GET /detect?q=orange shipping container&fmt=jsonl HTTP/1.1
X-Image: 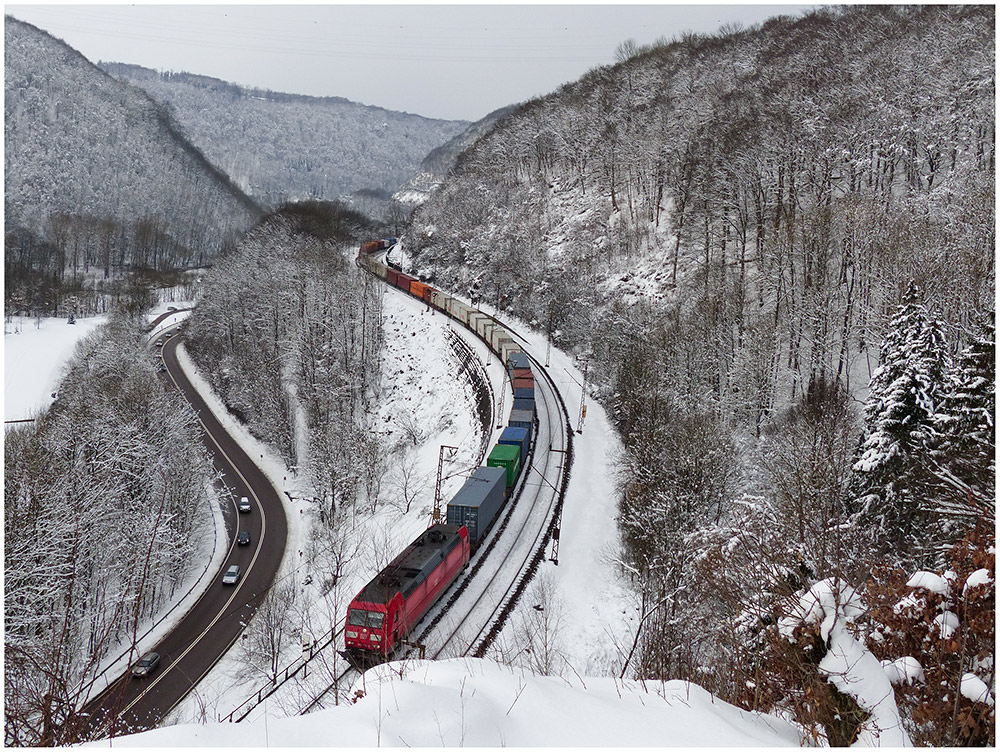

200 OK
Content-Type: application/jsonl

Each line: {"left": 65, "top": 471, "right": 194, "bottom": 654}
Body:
{"left": 409, "top": 280, "right": 430, "bottom": 299}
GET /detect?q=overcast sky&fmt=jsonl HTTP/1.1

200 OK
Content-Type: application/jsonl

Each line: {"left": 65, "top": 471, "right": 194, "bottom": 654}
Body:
{"left": 7, "top": 4, "right": 813, "bottom": 121}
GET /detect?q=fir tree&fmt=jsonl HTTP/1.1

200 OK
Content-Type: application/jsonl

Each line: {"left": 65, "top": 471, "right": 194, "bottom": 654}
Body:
{"left": 926, "top": 317, "right": 995, "bottom": 542}
{"left": 849, "top": 282, "right": 950, "bottom": 561}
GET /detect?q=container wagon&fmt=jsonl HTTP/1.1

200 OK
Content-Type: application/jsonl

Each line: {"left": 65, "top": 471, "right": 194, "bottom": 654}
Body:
{"left": 498, "top": 425, "right": 530, "bottom": 464}
{"left": 445, "top": 466, "right": 507, "bottom": 544}
{"left": 487, "top": 442, "right": 522, "bottom": 490}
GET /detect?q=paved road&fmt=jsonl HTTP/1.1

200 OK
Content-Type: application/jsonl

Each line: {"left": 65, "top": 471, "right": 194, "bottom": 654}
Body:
{"left": 77, "top": 329, "right": 288, "bottom": 742}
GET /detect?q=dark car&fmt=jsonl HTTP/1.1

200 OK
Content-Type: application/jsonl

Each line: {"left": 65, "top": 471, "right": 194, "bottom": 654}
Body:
{"left": 131, "top": 651, "right": 161, "bottom": 678}
{"left": 237, "top": 496, "right": 252, "bottom": 513}
{"left": 237, "top": 530, "right": 251, "bottom": 546}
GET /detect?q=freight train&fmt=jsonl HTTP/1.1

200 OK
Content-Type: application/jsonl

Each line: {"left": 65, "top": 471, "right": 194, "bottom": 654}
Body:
{"left": 344, "top": 239, "right": 537, "bottom": 665}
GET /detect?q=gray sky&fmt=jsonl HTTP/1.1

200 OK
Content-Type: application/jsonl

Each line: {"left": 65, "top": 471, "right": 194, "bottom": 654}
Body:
{"left": 6, "top": 3, "right": 813, "bottom": 121}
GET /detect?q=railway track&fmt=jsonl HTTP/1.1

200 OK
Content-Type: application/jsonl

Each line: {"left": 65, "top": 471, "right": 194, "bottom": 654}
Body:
{"left": 274, "top": 257, "right": 575, "bottom": 716}
{"left": 296, "top": 320, "right": 573, "bottom": 713}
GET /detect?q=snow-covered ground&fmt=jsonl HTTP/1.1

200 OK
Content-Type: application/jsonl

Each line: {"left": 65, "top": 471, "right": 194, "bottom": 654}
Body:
{"left": 4, "top": 313, "right": 108, "bottom": 421}
{"left": 87, "top": 657, "right": 802, "bottom": 747}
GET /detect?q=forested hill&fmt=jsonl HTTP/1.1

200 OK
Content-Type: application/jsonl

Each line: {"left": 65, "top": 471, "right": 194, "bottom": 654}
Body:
{"left": 394, "top": 104, "right": 519, "bottom": 208}
{"left": 408, "top": 4, "right": 994, "bottom": 410}
{"left": 406, "top": 9, "right": 995, "bottom": 742}
{"left": 101, "top": 63, "right": 470, "bottom": 218}
{"left": 4, "top": 17, "right": 262, "bottom": 300}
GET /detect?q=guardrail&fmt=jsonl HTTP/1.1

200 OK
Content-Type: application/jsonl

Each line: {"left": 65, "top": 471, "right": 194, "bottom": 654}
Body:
{"left": 220, "top": 619, "right": 343, "bottom": 722}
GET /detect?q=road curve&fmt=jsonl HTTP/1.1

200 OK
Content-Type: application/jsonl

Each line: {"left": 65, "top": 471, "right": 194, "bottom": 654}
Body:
{"left": 77, "top": 331, "right": 288, "bottom": 742}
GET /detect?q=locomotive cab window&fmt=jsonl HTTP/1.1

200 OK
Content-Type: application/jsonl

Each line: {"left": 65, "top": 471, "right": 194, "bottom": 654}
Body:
{"left": 348, "top": 609, "right": 385, "bottom": 629}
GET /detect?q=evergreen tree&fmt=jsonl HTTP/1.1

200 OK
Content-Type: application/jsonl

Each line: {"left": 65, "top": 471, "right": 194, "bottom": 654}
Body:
{"left": 926, "top": 318, "right": 995, "bottom": 541}
{"left": 849, "top": 282, "right": 950, "bottom": 561}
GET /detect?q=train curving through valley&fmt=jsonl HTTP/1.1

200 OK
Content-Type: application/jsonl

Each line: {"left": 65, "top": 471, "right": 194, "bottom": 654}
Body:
{"left": 345, "top": 239, "right": 537, "bottom": 665}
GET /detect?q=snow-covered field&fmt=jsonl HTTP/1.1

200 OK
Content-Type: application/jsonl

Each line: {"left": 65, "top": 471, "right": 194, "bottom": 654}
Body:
{"left": 4, "top": 313, "right": 108, "bottom": 421}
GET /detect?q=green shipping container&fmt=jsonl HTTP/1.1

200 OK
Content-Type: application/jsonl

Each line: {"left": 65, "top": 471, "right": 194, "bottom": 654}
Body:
{"left": 487, "top": 443, "right": 522, "bottom": 488}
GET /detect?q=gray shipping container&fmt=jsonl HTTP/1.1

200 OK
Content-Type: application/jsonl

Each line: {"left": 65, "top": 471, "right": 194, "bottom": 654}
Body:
{"left": 507, "top": 409, "right": 534, "bottom": 447}
{"left": 446, "top": 466, "right": 507, "bottom": 544}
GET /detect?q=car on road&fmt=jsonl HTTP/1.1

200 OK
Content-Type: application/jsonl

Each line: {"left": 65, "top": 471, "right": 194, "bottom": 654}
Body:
{"left": 222, "top": 565, "right": 241, "bottom": 585}
{"left": 237, "top": 496, "right": 252, "bottom": 513}
{"left": 237, "top": 530, "right": 250, "bottom": 546}
{"left": 130, "top": 651, "right": 161, "bottom": 678}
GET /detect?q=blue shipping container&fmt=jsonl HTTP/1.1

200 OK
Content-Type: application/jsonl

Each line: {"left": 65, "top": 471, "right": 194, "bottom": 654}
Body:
{"left": 446, "top": 466, "right": 507, "bottom": 544}
{"left": 506, "top": 351, "right": 531, "bottom": 374}
{"left": 513, "top": 385, "right": 535, "bottom": 400}
{"left": 499, "top": 425, "right": 530, "bottom": 464}
{"left": 507, "top": 409, "right": 534, "bottom": 447}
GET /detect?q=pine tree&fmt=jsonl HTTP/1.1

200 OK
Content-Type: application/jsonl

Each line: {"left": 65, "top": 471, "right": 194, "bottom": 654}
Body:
{"left": 849, "top": 282, "right": 950, "bottom": 561}
{"left": 926, "top": 318, "right": 995, "bottom": 541}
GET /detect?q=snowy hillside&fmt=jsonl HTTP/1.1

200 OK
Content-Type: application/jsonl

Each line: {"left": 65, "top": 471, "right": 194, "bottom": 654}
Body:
{"left": 4, "top": 17, "right": 261, "bottom": 278}
{"left": 102, "top": 63, "right": 469, "bottom": 216}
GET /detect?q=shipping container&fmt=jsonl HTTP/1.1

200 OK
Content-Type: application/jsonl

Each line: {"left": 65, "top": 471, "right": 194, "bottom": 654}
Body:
{"left": 395, "top": 272, "right": 416, "bottom": 292}
{"left": 499, "top": 425, "right": 530, "bottom": 464}
{"left": 487, "top": 442, "right": 522, "bottom": 489}
{"left": 386, "top": 268, "right": 400, "bottom": 287}
{"left": 475, "top": 314, "right": 496, "bottom": 339}
{"left": 445, "top": 466, "right": 506, "bottom": 544}
{"left": 410, "top": 280, "right": 431, "bottom": 300}
{"left": 501, "top": 341, "right": 523, "bottom": 364}
{"left": 512, "top": 377, "right": 535, "bottom": 400}
{"left": 492, "top": 330, "right": 514, "bottom": 352}
{"left": 508, "top": 409, "right": 534, "bottom": 447}
{"left": 360, "top": 241, "right": 381, "bottom": 254}
{"left": 507, "top": 351, "right": 531, "bottom": 374}
{"left": 512, "top": 368, "right": 533, "bottom": 384}
{"left": 512, "top": 397, "right": 535, "bottom": 415}
{"left": 450, "top": 300, "right": 474, "bottom": 326}
{"left": 467, "top": 311, "right": 488, "bottom": 336}
{"left": 480, "top": 321, "right": 498, "bottom": 347}
{"left": 370, "top": 257, "right": 388, "bottom": 279}
{"left": 429, "top": 289, "right": 450, "bottom": 313}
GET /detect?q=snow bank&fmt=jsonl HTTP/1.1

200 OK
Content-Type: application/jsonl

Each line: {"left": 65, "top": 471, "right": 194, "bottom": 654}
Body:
{"left": 963, "top": 567, "right": 992, "bottom": 595}
{"left": 86, "top": 658, "right": 802, "bottom": 747}
{"left": 906, "top": 570, "right": 951, "bottom": 597}
{"left": 881, "top": 657, "right": 925, "bottom": 686}
{"left": 960, "top": 672, "right": 995, "bottom": 706}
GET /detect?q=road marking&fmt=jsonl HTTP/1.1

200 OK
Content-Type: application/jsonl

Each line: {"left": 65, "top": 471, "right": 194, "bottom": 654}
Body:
{"left": 110, "top": 337, "right": 274, "bottom": 726}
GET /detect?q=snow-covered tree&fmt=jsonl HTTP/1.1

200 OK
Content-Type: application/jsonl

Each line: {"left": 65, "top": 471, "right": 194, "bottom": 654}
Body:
{"left": 926, "top": 318, "right": 995, "bottom": 544}
{"left": 849, "top": 282, "right": 950, "bottom": 562}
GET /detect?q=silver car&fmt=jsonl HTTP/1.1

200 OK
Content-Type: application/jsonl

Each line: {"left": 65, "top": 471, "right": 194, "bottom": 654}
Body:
{"left": 131, "top": 651, "right": 161, "bottom": 678}
{"left": 237, "top": 496, "right": 252, "bottom": 513}
{"left": 222, "top": 564, "right": 241, "bottom": 585}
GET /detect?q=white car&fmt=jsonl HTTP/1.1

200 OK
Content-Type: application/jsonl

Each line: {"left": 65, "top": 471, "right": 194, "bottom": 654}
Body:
{"left": 222, "top": 564, "right": 241, "bottom": 585}
{"left": 237, "top": 496, "right": 252, "bottom": 513}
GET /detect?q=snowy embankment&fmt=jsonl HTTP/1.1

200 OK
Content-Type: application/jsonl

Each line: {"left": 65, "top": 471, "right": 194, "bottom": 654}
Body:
{"left": 88, "top": 656, "right": 802, "bottom": 747}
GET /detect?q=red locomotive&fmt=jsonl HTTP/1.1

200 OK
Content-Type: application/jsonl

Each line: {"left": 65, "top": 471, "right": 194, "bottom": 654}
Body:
{"left": 345, "top": 523, "right": 470, "bottom": 664}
